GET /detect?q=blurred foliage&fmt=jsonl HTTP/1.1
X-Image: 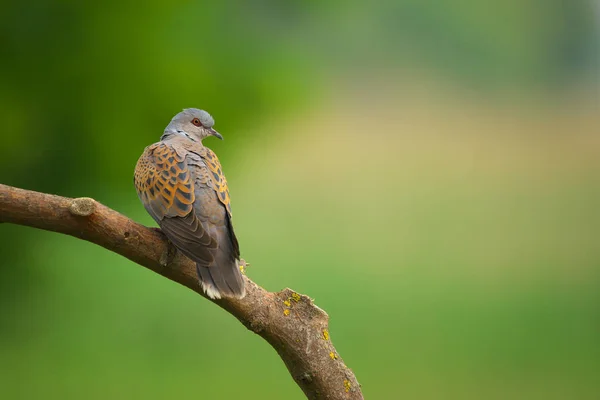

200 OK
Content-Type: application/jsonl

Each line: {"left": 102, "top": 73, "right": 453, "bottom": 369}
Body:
{"left": 1, "top": 1, "right": 599, "bottom": 399}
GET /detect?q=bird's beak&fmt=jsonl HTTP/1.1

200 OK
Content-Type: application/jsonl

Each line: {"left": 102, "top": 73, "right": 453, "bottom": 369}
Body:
{"left": 208, "top": 128, "right": 223, "bottom": 140}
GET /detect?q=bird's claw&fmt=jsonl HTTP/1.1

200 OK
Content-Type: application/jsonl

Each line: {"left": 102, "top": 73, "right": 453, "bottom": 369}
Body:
{"left": 150, "top": 227, "right": 165, "bottom": 236}
{"left": 160, "top": 241, "right": 177, "bottom": 267}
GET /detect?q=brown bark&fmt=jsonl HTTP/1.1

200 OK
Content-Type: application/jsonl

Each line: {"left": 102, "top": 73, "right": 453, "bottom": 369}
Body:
{"left": 0, "top": 183, "right": 363, "bottom": 400}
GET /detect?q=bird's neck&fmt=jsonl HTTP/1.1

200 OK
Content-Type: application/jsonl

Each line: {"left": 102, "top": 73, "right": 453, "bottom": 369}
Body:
{"left": 161, "top": 129, "right": 203, "bottom": 146}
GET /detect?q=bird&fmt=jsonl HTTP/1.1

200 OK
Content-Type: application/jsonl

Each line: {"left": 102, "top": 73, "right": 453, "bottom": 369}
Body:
{"left": 134, "top": 108, "right": 244, "bottom": 299}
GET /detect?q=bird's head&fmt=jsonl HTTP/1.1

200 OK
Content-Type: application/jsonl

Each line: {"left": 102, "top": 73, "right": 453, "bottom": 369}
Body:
{"left": 163, "top": 108, "right": 223, "bottom": 142}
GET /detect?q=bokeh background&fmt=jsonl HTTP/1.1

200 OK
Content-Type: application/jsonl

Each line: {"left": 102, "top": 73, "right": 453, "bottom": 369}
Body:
{"left": 1, "top": 1, "right": 599, "bottom": 399}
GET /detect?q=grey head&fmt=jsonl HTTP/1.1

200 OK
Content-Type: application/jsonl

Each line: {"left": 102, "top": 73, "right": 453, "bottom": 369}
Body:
{"left": 162, "top": 108, "right": 223, "bottom": 142}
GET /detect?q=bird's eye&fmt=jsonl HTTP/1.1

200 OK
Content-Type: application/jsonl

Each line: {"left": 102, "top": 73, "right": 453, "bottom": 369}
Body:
{"left": 192, "top": 118, "right": 202, "bottom": 127}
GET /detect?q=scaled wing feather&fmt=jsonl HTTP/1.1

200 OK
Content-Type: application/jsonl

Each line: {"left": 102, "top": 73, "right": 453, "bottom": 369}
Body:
{"left": 134, "top": 143, "right": 217, "bottom": 265}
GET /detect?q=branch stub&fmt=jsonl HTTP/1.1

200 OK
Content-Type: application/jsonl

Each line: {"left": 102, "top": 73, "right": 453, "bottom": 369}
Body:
{"left": 69, "top": 197, "right": 96, "bottom": 216}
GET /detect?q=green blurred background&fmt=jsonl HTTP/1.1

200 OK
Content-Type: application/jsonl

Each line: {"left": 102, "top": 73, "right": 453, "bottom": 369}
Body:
{"left": 1, "top": 1, "right": 599, "bottom": 399}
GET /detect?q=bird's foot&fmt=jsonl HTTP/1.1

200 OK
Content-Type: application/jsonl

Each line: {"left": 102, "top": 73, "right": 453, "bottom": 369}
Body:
{"left": 150, "top": 227, "right": 164, "bottom": 236}
{"left": 150, "top": 227, "right": 176, "bottom": 267}
{"left": 160, "top": 241, "right": 178, "bottom": 267}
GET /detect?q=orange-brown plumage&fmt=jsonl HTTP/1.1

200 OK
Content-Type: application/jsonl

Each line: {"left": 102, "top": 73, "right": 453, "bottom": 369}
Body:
{"left": 134, "top": 143, "right": 195, "bottom": 218}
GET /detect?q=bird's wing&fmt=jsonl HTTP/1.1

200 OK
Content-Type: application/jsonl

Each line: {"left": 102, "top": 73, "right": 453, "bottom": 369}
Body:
{"left": 200, "top": 148, "right": 233, "bottom": 217}
{"left": 188, "top": 149, "right": 243, "bottom": 296}
{"left": 197, "top": 148, "right": 240, "bottom": 258}
{"left": 134, "top": 142, "right": 217, "bottom": 264}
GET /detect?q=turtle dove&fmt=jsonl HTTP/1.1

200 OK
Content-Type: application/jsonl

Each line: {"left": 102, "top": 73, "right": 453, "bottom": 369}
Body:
{"left": 134, "top": 108, "right": 244, "bottom": 299}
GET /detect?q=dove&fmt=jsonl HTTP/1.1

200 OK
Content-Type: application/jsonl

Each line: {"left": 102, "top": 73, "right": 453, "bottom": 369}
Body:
{"left": 134, "top": 108, "right": 244, "bottom": 299}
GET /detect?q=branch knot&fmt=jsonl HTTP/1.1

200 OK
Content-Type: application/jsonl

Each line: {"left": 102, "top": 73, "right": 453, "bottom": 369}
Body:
{"left": 69, "top": 197, "right": 96, "bottom": 216}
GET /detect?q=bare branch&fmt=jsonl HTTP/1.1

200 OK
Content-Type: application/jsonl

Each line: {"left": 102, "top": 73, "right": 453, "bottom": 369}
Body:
{"left": 0, "top": 183, "right": 363, "bottom": 400}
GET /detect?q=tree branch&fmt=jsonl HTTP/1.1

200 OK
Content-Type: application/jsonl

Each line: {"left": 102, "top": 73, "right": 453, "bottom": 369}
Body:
{"left": 0, "top": 184, "right": 363, "bottom": 399}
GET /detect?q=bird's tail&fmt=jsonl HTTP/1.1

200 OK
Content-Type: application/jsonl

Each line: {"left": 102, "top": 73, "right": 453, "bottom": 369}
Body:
{"left": 196, "top": 255, "right": 245, "bottom": 299}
